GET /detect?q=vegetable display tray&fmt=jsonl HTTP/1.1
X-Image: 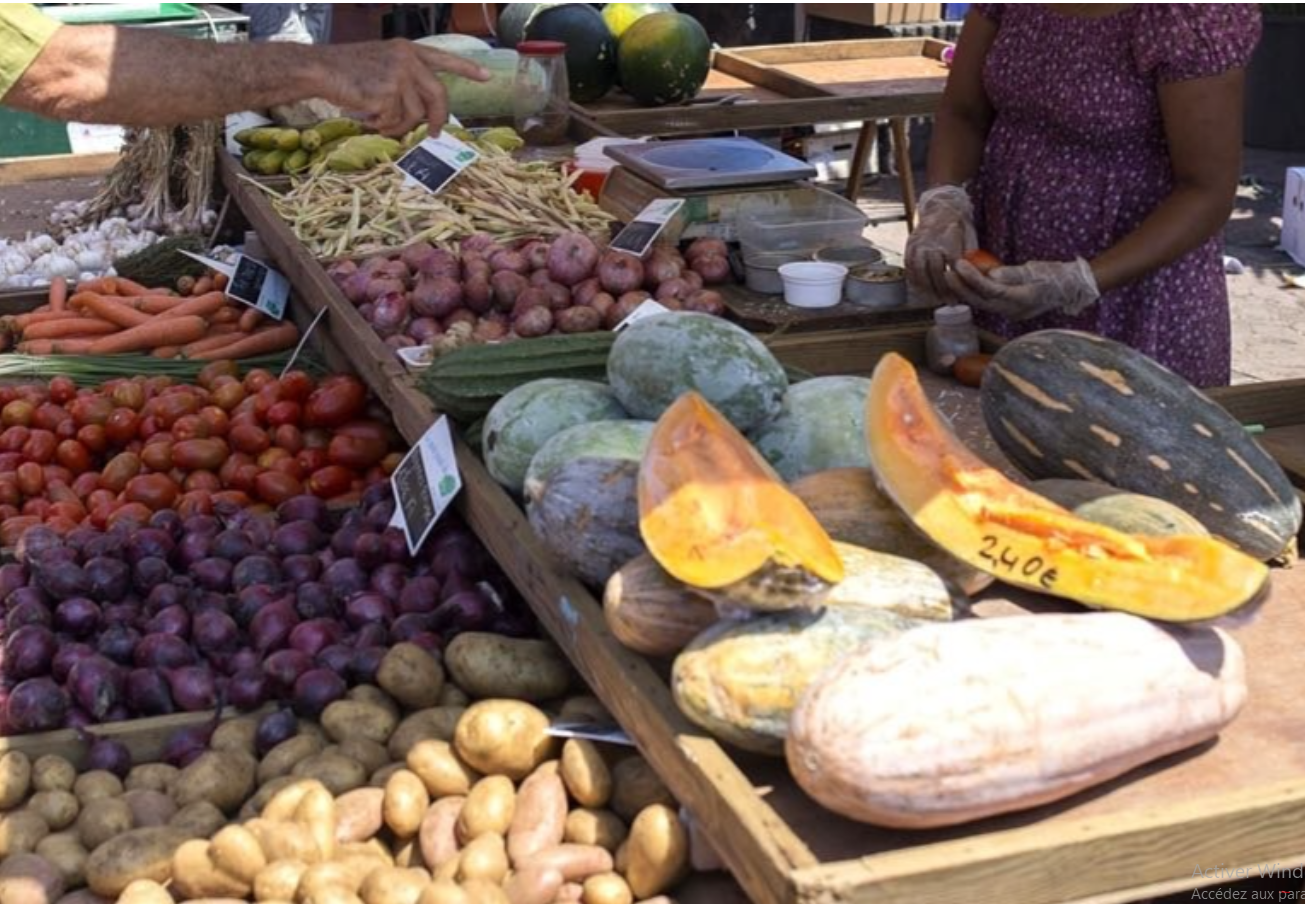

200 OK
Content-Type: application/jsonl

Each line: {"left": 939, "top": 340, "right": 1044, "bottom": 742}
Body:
{"left": 222, "top": 157, "right": 1305, "bottom": 904}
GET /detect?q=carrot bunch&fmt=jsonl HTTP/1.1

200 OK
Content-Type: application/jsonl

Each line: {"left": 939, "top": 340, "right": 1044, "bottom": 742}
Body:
{"left": 3, "top": 273, "right": 301, "bottom": 360}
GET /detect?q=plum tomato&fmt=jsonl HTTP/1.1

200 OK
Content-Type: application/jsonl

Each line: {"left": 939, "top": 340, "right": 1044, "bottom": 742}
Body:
{"left": 307, "top": 465, "right": 353, "bottom": 499}
{"left": 48, "top": 377, "right": 76, "bottom": 405}
{"left": 303, "top": 376, "right": 366, "bottom": 429}
{"left": 55, "top": 439, "right": 92, "bottom": 475}
{"left": 254, "top": 470, "right": 303, "bottom": 505}
{"left": 229, "top": 423, "right": 271, "bottom": 456}
{"left": 125, "top": 473, "right": 181, "bottom": 511}
{"left": 327, "top": 434, "right": 388, "bottom": 470}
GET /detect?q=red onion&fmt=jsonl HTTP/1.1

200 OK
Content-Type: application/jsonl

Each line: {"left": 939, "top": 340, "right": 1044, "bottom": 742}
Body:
{"left": 0, "top": 563, "right": 28, "bottom": 599}
{"left": 331, "top": 523, "right": 364, "bottom": 559}
{"left": 193, "top": 609, "right": 239, "bottom": 654}
{"left": 192, "top": 557, "right": 233, "bottom": 592}
{"left": 15, "top": 525, "right": 62, "bottom": 563}
{"left": 84, "top": 556, "right": 130, "bottom": 602}
{"left": 381, "top": 528, "right": 409, "bottom": 564}
{"left": 353, "top": 623, "right": 388, "bottom": 649}
{"left": 255, "top": 707, "right": 298, "bottom": 756}
{"left": 344, "top": 592, "right": 393, "bottom": 629}
{"left": 289, "top": 619, "right": 344, "bottom": 658}
{"left": 250, "top": 599, "right": 298, "bottom": 654}
{"left": 5, "top": 677, "right": 69, "bottom": 732}
{"left": 234, "top": 584, "right": 280, "bottom": 627}
{"left": 354, "top": 533, "right": 384, "bottom": 570}
{"left": 282, "top": 555, "right": 321, "bottom": 586}
{"left": 6, "top": 585, "right": 47, "bottom": 612}
{"left": 243, "top": 516, "right": 277, "bottom": 550}
{"left": 397, "top": 576, "right": 440, "bottom": 614}
{"left": 392, "top": 613, "right": 436, "bottom": 642}
{"left": 7, "top": 598, "right": 52, "bottom": 632}
{"left": 278, "top": 495, "right": 333, "bottom": 531}
{"left": 317, "top": 644, "right": 354, "bottom": 674}
{"left": 37, "top": 561, "right": 89, "bottom": 601}
{"left": 150, "top": 509, "right": 183, "bottom": 538}
{"left": 145, "top": 582, "right": 186, "bottom": 614}
{"left": 364, "top": 501, "right": 396, "bottom": 533}
{"left": 433, "top": 590, "right": 496, "bottom": 633}
{"left": 161, "top": 701, "right": 223, "bottom": 767}
{"left": 406, "top": 632, "right": 443, "bottom": 653}
{"left": 77, "top": 727, "right": 132, "bottom": 777}
{"left": 68, "top": 654, "right": 123, "bottom": 720}
{"left": 232, "top": 556, "right": 283, "bottom": 593}
{"left": 145, "top": 605, "right": 190, "bottom": 639}
{"left": 212, "top": 529, "right": 256, "bottom": 562}
{"left": 132, "top": 557, "right": 172, "bottom": 595}
{"left": 325, "top": 559, "right": 368, "bottom": 602}
{"left": 101, "top": 602, "right": 140, "bottom": 627}
{"left": 183, "top": 515, "right": 221, "bottom": 537}
{"left": 52, "top": 643, "right": 95, "bottom": 683}
{"left": 292, "top": 668, "right": 346, "bottom": 718}
{"left": 362, "top": 481, "right": 393, "bottom": 509}
{"left": 274, "top": 521, "right": 325, "bottom": 558}
{"left": 134, "top": 634, "right": 196, "bottom": 670}
{"left": 264, "top": 649, "right": 313, "bottom": 695}
{"left": 295, "top": 583, "right": 335, "bottom": 621}
{"left": 228, "top": 668, "right": 269, "bottom": 711}
{"left": 174, "top": 532, "right": 213, "bottom": 569}
{"left": 82, "top": 532, "right": 125, "bottom": 560}
{"left": 126, "top": 668, "right": 175, "bottom": 716}
{"left": 4, "top": 625, "right": 57, "bottom": 681}
{"left": 350, "top": 647, "right": 386, "bottom": 684}
{"left": 164, "top": 666, "right": 217, "bottom": 712}
{"left": 126, "top": 528, "right": 174, "bottom": 566}
{"left": 370, "top": 563, "right": 408, "bottom": 603}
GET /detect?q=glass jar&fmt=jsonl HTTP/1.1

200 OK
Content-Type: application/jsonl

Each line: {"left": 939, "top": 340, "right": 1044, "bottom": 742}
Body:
{"left": 925, "top": 304, "right": 980, "bottom": 376}
{"left": 514, "top": 40, "right": 570, "bottom": 146}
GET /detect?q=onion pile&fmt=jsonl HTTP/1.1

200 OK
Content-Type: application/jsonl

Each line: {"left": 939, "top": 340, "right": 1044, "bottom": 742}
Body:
{"left": 0, "top": 483, "right": 534, "bottom": 735}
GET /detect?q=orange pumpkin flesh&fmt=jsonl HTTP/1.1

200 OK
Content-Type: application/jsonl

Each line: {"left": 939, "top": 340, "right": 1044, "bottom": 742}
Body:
{"left": 638, "top": 392, "right": 844, "bottom": 597}
{"left": 865, "top": 353, "right": 1268, "bottom": 622}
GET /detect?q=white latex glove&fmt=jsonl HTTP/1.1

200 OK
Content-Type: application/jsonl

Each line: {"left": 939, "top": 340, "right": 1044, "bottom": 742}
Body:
{"left": 946, "top": 257, "right": 1100, "bottom": 321}
{"left": 904, "top": 185, "right": 977, "bottom": 304}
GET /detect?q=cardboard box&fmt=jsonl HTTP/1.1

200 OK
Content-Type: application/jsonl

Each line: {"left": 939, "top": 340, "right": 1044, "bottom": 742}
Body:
{"left": 802, "top": 4, "right": 944, "bottom": 26}
{"left": 1284, "top": 167, "right": 1305, "bottom": 267}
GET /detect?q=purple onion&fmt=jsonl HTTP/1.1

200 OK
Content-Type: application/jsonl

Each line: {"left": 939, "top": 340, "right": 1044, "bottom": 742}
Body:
{"left": 183, "top": 515, "right": 221, "bottom": 537}
{"left": 101, "top": 602, "right": 140, "bottom": 627}
{"left": 331, "top": 523, "right": 364, "bottom": 559}
{"left": 193, "top": 557, "right": 233, "bottom": 592}
{"left": 127, "top": 528, "right": 174, "bottom": 566}
{"left": 344, "top": 592, "right": 393, "bottom": 629}
{"left": 68, "top": 655, "right": 123, "bottom": 720}
{"left": 134, "top": 633, "right": 196, "bottom": 670}
{"left": 145, "top": 582, "right": 186, "bottom": 615}
{"left": 5, "top": 585, "right": 47, "bottom": 612}
{"left": 6, "top": 598, "right": 52, "bottom": 632}
{"left": 36, "top": 561, "right": 88, "bottom": 602}
{"left": 194, "top": 609, "right": 239, "bottom": 654}
{"left": 234, "top": 584, "right": 280, "bottom": 627}
{"left": 161, "top": 703, "right": 223, "bottom": 767}
{"left": 392, "top": 613, "right": 436, "bottom": 642}
{"left": 84, "top": 556, "right": 130, "bottom": 602}
{"left": 406, "top": 632, "right": 443, "bottom": 652}
{"left": 295, "top": 583, "right": 335, "bottom": 620}
{"left": 282, "top": 554, "right": 321, "bottom": 586}
{"left": 433, "top": 590, "right": 496, "bottom": 633}
{"left": 317, "top": 644, "right": 354, "bottom": 674}
{"left": 354, "top": 623, "right": 388, "bottom": 649}
{"left": 278, "top": 495, "right": 332, "bottom": 531}
{"left": 54, "top": 597, "right": 100, "bottom": 638}
{"left": 15, "top": 526, "right": 62, "bottom": 564}
{"left": 354, "top": 533, "right": 385, "bottom": 571}
{"left": 274, "top": 521, "right": 325, "bottom": 558}
{"left": 228, "top": 669, "right": 269, "bottom": 711}
{"left": 0, "top": 563, "right": 28, "bottom": 600}
{"left": 250, "top": 599, "right": 298, "bottom": 654}
{"left": 79, "top": 728, "right": 132, "bottom": 777}
{"left": 292, "top": 669, "right": 346, "bottom": 718}
{"left": 150, "top": 508, "right": 183, "bottom": 538}
{"left": 165, "top": 666, "right": 217, "bottom": 712}
{"left": 350, "top": 647, "right": 386, "bottom": 684}
{"left": 364, "top": 501, "right": 396, "bottom": 533}
{"left": 173, "top": 532, "right": 213, "bottom": 569}
{"left": 83, "top": 533, "right": 125, "bottom": 560}
{"left": 145, "top": 605, "right": 190, "bottom": 639}
{"left": 52, "top": 643, "right": 95, "bottom": 683}
{"left": 232, "top": 556, "right": 282, "bottom": 593}
{"left": 126, "top": 668, "right": 175, "bottom": 716}
{"left": 289, "top": 619, "right": 344, "bottom": 658}
{"left": 96, "top": 623, "right": 141, "bottom": 665}
{"left": 398, "top": 576, "right": 440, "bottom": 614}
{"left": 381, "top": 528, "right": 409, "bottom": 564}
{"left": 255, "top": 708, "right": 298, "bottom": 756}
{"left": 325, "top": 559, "right": 369, "bottom": 602}
{"left": 132, "top": 557, "right": 172, "bottom": 594}
{"left": 5, "top": 677, "right": 68, "bottom": 732}
{"left": 264, "top": 649, "right": 313, "bottom": 696}
{"left": 211, "top": 529, "right": 256, "bottom": 562}
{"left": 370, "top": 563, "right": 408, "bottom": 603}
{"left": 4, "top": 625, "right": 57, "bottom": 681}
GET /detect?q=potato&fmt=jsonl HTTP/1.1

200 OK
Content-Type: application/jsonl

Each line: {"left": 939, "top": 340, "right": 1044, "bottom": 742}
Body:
{"left": 117, "top": 878, "right": 174, "bottom": 904}
{"left": 418, "top": 796, "right": 464, "bottom": 869}
{"left": 169, "top": 800, "right": 228, "bottom": 838}
{"left": 28, "top": 790, "right": 79, "bottom": 831}
{"left": 246, "top": 776, "right": 301, "bottom": 818}
{"left": 335, "top": 788, "right": 385, "bottom": 845}
{"left": 0, "top": 851, "right": 64, "bottom": 904}
{"left": 170, "top": 839, "right": 250, "bottom": 900}
{"left": 387, "top": 707, "right": 465, "bottom": 763}
{"left": 31, "top": 756, "right": 73, "bottom": 795}
{"left": 563, "top": 810, "right": 627, "bottom": 853}
{"left": 211, "top": 715, "right": 261, "bottom": 757}
{"left": 608, "top": 759, "right": 674, "bottom": 823}
{"left": 444, "top": 634, "right": 571, "bottom": 702}
{"left": 560, "top": 741, "right": 611, "bottom": 810}
{"left": 456, "top": 775, "right": 515, "bottom": 843}
{"left": 174, "top": 751, "right": 257, "bottom": 815}
{"left": 124, "top": 765, "right": 176, "bottom": 795}
{"left": 612, "top": 842, "right": 628, "bottom": 876}
{"left": 305, "top": 889, "right": 364, "bottom": 904}
{"left": 407, "top": 740, "right": 480, "bottom": 798}
{"left": 556, "top": 306, "right": 603, "bottom": 335}
{"left": 347, "top": 685, "right": 401, "bottom": 719}
{"left": 359, "top": 866, "right": 429, "bottom": 904}
{"left": 294, "top": 782, "right": 338, "bottom": 862}
{"left": 84, "top": 827, "right": 189, "bottom": 898}
{"left": 581, "top": 872, "right": 632, "bottom": 904}
{"left": 121, "top": 790, "right": 175, "bottom": 828}
{"left": 462, "top": 879, "right": 511, "bottom": 904}
{"left": 252, "top": 859, "right": 308, "bottom": 903}
{"left": 298, "top": 857, "right": 378, "bottom": 899}
{"left": 393, "top": 836, "right": 423, "bottom": 869}
{"left": 245, "top": 819, "right": 321, "bottom": 865}
{"left": 504, "top": 865, "right": 564, "bottom": 904}
{"left": 417, "top": 879, "right": 469, "bottom": 904}
{"left": 257, "top": 735, "right": 325, "bottom": 785}
{"left": 557, "top": 697, "right": 611, "bottom": 725}
{"left": 507, "top": 762, "right": 566, "bottom": 865}
{"left": 454, "top": 701, "right": 557, "bottom": 781}
{"left": 457, "top": 832, "right": 509, "bottom": 885}
{"left": 322, "top": 700, "right": 400, "bottom": 747}
{"left": 623, "top": 805, "right": 687, "bottom": 899}
{"left": 1, "top": 809, "right": 51, "bottom": 856}
{"left": 51, "top": 890, "right": 109, "bottom": 904}
{"left": 0, "top": 751, "right": 32, "bottom": 809}
{"left": 338, "top": 738, "right": 391, "bottom": 776}
{"left": 209, "top": 824, "right": 266, "bottom": 884}
{"left": 76, "top": 797, "right": 133, "bottom": 851}
{"left": 437, "top": 685, "right": 469, "bottom": 708}
{"left": 377, "top": 643, "right": 446, "bottom": 710}
{"left": 518, "top": 845, "right": 613, "bottom": 884}
{"left": 383, "top": 770, "right": 429, "bottom": 839}
{"left": 72, "top": 771, "right": 122, "bottom": 805}
{"left": 291, "top": 753, "right": 368, "bottom": 796}
{"left": 370, "top": 763, "right": 406, "bottom": 789}
{"left": 36, "top": 832, "right": 88, "bottom": 887}
{"left": 338, "top": 840, "right": 393, "bottom": 865}
{"left": 260, "top": 778, "right": 323, "bottom": 822}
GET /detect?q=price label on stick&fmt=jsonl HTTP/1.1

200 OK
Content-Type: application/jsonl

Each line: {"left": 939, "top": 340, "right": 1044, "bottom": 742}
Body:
{"left": 609, "top": 198, "right": 685, "bottom": 257}
{"left": 396, "top": 132, "right": 479, "bottom": 195}
{"left": 177, "top": 249, "right": 289, "bottom": 321}
{"left": 391, "top": 416, "right": 462, "bottom": 555}
{"left": 613, "top": 299, "right": 670, "bottom": 332}
{"left": 547, "top": 721, "right": 635, "bottom": 747}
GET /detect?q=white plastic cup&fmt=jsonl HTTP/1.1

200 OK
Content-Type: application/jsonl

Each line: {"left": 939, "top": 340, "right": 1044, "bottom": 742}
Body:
{"left": 778, "top": 261, "right": 848, "bottom": 309}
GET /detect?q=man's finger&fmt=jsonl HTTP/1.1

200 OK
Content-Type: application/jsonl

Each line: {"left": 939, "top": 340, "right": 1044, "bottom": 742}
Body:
{"left": 413, "top": 44, "right": 492, "bottom": 81}
{"left": 412, "top": 66, "right": 451, "bottom": 136}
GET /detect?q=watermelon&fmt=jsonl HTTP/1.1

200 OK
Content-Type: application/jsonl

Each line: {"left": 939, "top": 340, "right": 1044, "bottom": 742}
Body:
{"left": 607, "top": 313, "right": 788, "bottom": 433}
{"left": 751, "top": 377, "right": 873, "bottom": 482}
{"left": 617, "top": 11, "right": 711, "bottom": 107}
{"left": 524, "top": 4, "right": 618, "bottom": 103}
{"left": 601, "top": 2, "right": 675, "bottom": 39}
{"left": 497, "top": 3, "right": 548, "bottom": 48}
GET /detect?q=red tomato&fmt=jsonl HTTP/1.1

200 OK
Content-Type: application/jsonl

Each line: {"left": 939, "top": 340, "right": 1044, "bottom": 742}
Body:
{"left": 272, "top": 424, "right": 304, "bottom": 455}
{"left": 1, "top": 400, "right": 35, "bottom": 428}
{"left": 269, "top": 457, "right": 305, "bottom": 481}
{"left": 266, "top": 400, "right": 302, "bottom": 428}
{"left": 110, "top": 380, "right": 146, "bottom": 411}
{"left": 304, "top": 376, "right": 367, "bottom": 429}
{"left": 963, "top": 248, "right": 1003, "bottom": 274}
{"left": 254, "top": 470, "right": 303, "bottom": 505}
{"left": 22, "top": 498, "right": 51, "bottom": 519}
{"left": 177, "top": 490, "right": 214, "bottom": 519}
{"left": 108, "top": 502, "right": 153, "bottom": 529}
{"left": 87, "top": 489, "right": 116, "bottom": 511}
{"left": 327, "top": 434, "right": 388, "bottom": 470}
{"left": 198, "top": 407, "right": 230, "bottom": 438}
{"left": 297, "top": 449, "right": 328, "bottom": 475}
{"left": 228, "top": 463, "right": 262, "bottom": 494}
{"left": 171, "top": 414, "right": 210, "bottom": 442}
{"left": 55, "top": 440, "right": 91, "bottom": 475}
{"left": 254, "top": 383, "right": 285, "bottom": 420}
{"left": 34, "top": 403, "right": 71, "bottom": 433}
{"left": 0, "top": 505, "right": 18, "bottom": 522}
{"left": 103, "top": 408, "right": 140, "bottom": 446}
{"left": 197, "top": 360, "right": 240, "bottom": 391}
{"left": 43, "top": 465, "right": 73, "bottom": 488}
{"left": 172, "top": 438, "right": 229, "bottom": 472}
{"left": 22, "top": 430, "right": 57, "bottom": 464}
{"left": 229, "top": 424, "right": 271, "bottom": 456}
{"left": 257, "top": 448, "right": 292, "bottom": 470}
{"left": 212, "top": 382, "right": 247, "bottom": 412}
{"left": 243, "top": 369, "right": 276, "bottom": 394}
{"left": 279, "top": 371, "right": 314, "bottom": 403}
{"left": 0, "top": 516, "right": 41, "bottom": 547}
{"left": 54, "top": 419, "right": 77, "bottom": 441}
{"left": 338, "top": 420, "right": 393, "bottom": 444}
{"left": 184, "top": 470, "right": 222, "bottom": 493}
{"left": 302, "top": 428, "right": 331, "bottom": 451}
{"left": 48, "top": 376, "right": 76, "bottom": 405}
{"left": 140, "top": 441, "right": 174, "bottom": 473}
{"left": 124, "top": 474, "right": 181, "bottom": 511}
{"left": 210, "top": 490, "right": 252, "bottom": 510}
{"left": 307, "top": 465, "right": 353, "bottom": 499}
{"left": 71, "top": 471, "right": 100, "bottom": 500}
{"left": 15, "top": 462, "right": 44, "bottom": 498}
{"left": 99, "top": 452, "right": 142, "bottom": 493}
{"left": 48, "top": 500, "right": 86, "bottom": 523}
{"left": 69, "top": 396, "right": 113, "bottom": 428}
{"left": 218, "top": 452, "right": 252, "bottom": 488}
{"left": 1, "top": 426, "right": 31, "bottom": 453}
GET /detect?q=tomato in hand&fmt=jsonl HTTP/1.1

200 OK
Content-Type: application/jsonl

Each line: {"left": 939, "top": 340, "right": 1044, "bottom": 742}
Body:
{"left": 963, "top": 249, "right": 1003, "bottom": 274}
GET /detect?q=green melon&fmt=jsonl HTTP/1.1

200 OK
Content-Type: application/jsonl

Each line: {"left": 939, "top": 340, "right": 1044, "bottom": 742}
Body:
{"left": 528, "top": 457, "right": 646, "bottom": 587}
{"left": 497, "top": 3, "right": 549, "bottom": 48}
{"left": 524, "top": 3, "right": 618, "bottom": 103}
{"left": 751, "top": 376, "right": 873, "bottom": 482}
{"left": 524, "top": 419, "right": 655, "bottom": 504}
{"left": 483, "top": 379, "right": 627, "bottom": 494}
{"left": 607, "top": 313, "right": 787, "bottom": 433}
{"left": 601, "top": 2, "right": 674, "bottom": 39}
{"left": 617, "top": 12, "right": 712, "bottom": 107}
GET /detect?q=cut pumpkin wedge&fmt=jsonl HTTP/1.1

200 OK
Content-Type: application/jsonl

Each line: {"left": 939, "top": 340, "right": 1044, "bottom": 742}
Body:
{"left": 638, "top": 391, "right": 845, "bottom": 603}
{"left": 865, "top": 354, "right": 1269, "bottom": 622}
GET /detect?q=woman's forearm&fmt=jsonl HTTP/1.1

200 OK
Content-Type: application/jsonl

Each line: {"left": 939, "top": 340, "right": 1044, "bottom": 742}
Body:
{"left": 925, "top": 107, "right": 989, "bottom": 189}
{"left": 1089, "top": 185, "right": 1234, "bottom": 293}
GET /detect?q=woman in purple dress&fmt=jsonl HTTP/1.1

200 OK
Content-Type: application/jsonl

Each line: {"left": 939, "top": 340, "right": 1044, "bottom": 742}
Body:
{"left": 905, "top": 4, "right": 1261, "bottom": 387}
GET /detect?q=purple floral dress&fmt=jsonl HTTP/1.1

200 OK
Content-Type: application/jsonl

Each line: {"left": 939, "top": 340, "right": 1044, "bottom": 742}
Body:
{"left": 969, "top": 4, "right": 1261, "bottom": 387}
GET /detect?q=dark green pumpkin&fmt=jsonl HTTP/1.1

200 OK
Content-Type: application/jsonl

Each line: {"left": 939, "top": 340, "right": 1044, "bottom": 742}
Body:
{"left": 981, "top": 330, "right": 1301, "bottom": 560}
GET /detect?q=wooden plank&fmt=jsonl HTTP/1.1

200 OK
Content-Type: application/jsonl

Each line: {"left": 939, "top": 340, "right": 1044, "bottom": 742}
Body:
{"left": 712, "top": 53, "right": 829, "bottom": 101}
{"left": 1207, "top": 379, "right": 1305, "bottom": 428}
{"left": 765, "top": 324, "right": 930, "bottom": 375}
{"left": 1259, "top": 425, "right": 1305, "bottom": 489}
{"left": 721, "top": 37, "right": 942, "bottom": 65}
{"left": 0, "top": 152, "right": 118, "bottom": 186}
{"left": 722, "top": 285, "right": 932, "bottom": 334}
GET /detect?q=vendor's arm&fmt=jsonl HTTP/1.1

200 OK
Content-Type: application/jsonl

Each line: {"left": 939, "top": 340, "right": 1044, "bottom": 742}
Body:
{"left": 1087, "top": 72, "right": 1244, "bottom": 293}
{"left": 1, "top": 16, "right": 488, "bottom": 135}
{"left": 925, "top": 8, "right": 997, "bottom": 189}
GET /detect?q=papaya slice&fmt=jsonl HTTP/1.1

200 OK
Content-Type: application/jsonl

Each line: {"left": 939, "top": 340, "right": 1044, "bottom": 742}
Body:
{"left": 638, "top": 391, "right": 844, "bottom": 609}
{"left": 865, "top": 354, "right": 1268, "bottom": 622}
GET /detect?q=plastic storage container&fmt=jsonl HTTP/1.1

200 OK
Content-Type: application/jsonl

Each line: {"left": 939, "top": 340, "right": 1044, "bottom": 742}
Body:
{"left": 925, "top": 304, "right": 980, "bottom": 375}
{"left": 779, "top": 262, "right": 848, "bottom": 309}
{"left": 737, "top": 187, "right": 870, "bottom": 259}
{"left": 515, "top": 41, "right": 570, "bottom": 145}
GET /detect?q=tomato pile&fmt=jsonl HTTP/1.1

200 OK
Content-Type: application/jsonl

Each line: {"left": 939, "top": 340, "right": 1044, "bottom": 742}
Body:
{"left": 0, "top": 364, "right": 401, "bottom": 545}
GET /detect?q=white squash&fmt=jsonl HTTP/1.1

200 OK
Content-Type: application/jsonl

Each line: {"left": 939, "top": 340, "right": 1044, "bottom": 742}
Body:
{"left": 786, "top": 612, "right": 1246, "bottom": 828}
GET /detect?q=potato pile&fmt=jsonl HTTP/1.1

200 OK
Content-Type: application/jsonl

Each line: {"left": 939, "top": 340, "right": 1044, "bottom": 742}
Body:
{"left": 0, "top": 637, "right": 702, "bottom": 904}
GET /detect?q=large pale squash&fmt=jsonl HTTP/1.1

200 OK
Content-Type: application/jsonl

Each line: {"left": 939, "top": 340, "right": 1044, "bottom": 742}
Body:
{"left": 787, "top": 613, "right": 1246, "bottom": 828}
{"left": 638, "top": 391, "right": 844, "bottom": 611}
{"left": 527, "top": 457, "right": 646, "bottom": 587}
{"left": 865, "top": 354, "right": 1268, "bottom": 622}
{"left": 1033, "top": 479, "right": 1211, "bottom": 538}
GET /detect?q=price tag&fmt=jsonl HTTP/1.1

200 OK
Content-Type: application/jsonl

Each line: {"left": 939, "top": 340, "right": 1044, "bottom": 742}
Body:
{"left": 66, "top": 123, "right": 125, "bottom": 155}
{"left": 396, "top": 132, "right": 479, "bottom": 195}
{"left": 547, "top": 721, "right": 635, "bottom": 747}
{"left": 613, "top": 299, "right": 670, "bottom": 332}
{"left": 390, "top": 416, "right": 462, "bottom": 556}
{"left": 226, "top": 254, "right": 290, "bottom": 321}
{"left": 609, "top": 198, "right": 685, "bottom": 257}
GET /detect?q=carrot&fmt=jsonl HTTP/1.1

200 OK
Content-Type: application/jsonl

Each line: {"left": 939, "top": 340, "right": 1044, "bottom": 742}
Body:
{"left": 75, "top": 276, "right": 117, "bottom": 295}
{"left": 21, "top": 318, "right": 119, "bottom": 340}
{"left": 238, "top": 307, "right": 265, "bottom": 333}
{"left": 5, "top": 310, "right": 71, "bottom": 331}
{"left": 49, "top": 277, "right": 68, "bottom": 314}
{"left": 113, "top": 276, "right": 153, "bottom": 297}
{"left": 157, "top": 291, "right": 225, "bottom": 321}
{"left": 87, "top": 315, "right": 207, "bottom": 355}
{"left": 211, "top": 305, "right": 239, "bottom": 324}
{"left": 70, "top": 293, "right": 150, "bottom": 329}
{"left": 191, "top": 322, "right": 299, "bottom": 360}
{"left": 213, "top": 272, "right": 229, "bottom": 292}
{"left": 137, "top": 295, "right": 186, "bottom": 315}
{"left": 192, "top": 275, "right": 214, "bottom": 297}
{"left": 16, "top": 338, "right": 99, "bottom": 355}
{"left": 181, "top": 332, "right": 246, "bottom": 357}
{"left": 212, "top": 322, "right": 242, "bottom": 335}
{"left": 152, "top": 346, "right": 180, "bottom": 359}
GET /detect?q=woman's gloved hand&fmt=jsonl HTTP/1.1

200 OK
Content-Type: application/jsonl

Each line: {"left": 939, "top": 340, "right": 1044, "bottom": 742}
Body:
{"left": 946, "top": 257, "right": 1100, "bottom": 321}
{"left": 904, "top": 185, "right": 977, "bottom": 304}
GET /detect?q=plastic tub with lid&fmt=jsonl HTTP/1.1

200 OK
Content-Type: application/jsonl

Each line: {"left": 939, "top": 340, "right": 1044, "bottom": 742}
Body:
{"left": 737, "top": 187, "right": 869, "bottom": 258}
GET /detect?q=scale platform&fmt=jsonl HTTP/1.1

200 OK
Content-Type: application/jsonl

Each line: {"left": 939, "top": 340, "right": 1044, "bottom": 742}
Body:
{"left": 603, "top": 137, "right": 817, "bottom": 191}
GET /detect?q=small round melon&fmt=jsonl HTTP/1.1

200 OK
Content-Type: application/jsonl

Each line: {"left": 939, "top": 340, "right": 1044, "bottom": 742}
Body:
{"left": 483, "top": 379, "right": 627, "bottom": 494}
{"left": 524, "top": 419, "right": 655, "bottom": 504}
{"left": 751, "top": 376, "right": 873, "bottom": 482}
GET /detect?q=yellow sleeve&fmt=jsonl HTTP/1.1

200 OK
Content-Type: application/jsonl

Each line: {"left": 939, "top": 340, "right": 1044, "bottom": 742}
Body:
{"left": 0, "top": 4, "right": 61, "bottom": 102}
